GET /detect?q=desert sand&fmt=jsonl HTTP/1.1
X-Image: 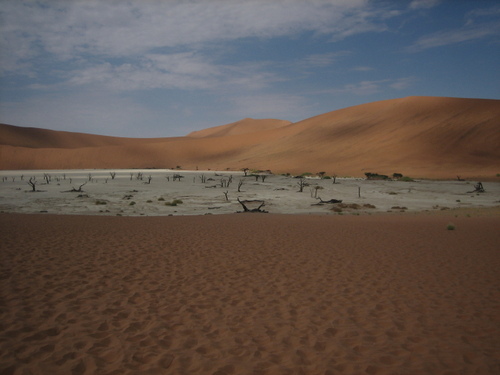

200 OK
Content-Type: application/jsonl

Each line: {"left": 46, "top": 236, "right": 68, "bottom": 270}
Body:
{"left": 1, "top": 97, "right": 499, "bottom": 179}
{"left": 1, "top": 212, "right": 499, "bottom": 375}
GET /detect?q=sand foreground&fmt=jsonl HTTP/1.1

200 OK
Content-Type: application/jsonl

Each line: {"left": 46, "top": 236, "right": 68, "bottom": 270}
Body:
{"left": 1, "top": 213, "right": 499, "bottom": 374}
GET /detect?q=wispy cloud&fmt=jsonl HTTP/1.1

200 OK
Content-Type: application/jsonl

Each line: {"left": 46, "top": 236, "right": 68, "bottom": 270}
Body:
{"left": 1, "top": 0, "right": 382, "bottom": 75}
{"left": 351, "top": 66, "right": 374, "bottom": 72}
{"left": 315, "top": 77, "right": 416, "bottom": 96}
{"left": 409, "top": 0, "right": 441, "bottom": 10}
{"left": 228, "top": 93, "right": 310, "bottom": 119}
{"left": 409, "top": 24, "right": 499, "bottom": 52}
{"left": 64, "top": 53, "right": 283, "bottom": 92}
{"left": 408, "top": 5, "right": 500, "bottom": 51}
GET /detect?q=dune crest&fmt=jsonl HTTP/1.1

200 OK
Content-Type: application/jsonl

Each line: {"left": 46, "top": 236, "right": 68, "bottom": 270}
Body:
{"left": 1, "top": 96, "right": 499, "bottom": 179}
{"left": 186, "top": 118, "right": 292, "bottom": 138}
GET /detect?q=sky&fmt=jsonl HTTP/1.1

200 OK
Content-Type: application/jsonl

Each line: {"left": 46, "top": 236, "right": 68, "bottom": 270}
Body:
{"left": 1, "top": 0, "right": 499, "bottom": 138}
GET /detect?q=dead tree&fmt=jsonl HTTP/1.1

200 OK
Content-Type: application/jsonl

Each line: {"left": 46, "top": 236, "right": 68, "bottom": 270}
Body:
{"left": 242, "top": 168, "right": 249, "bottom": 176}
{"left": 199, "top": 174, "right": 206, "bottom": 183}
{"left": 318, "top": 171, "right": 326, "bottom": 179}
{"left": 66, "top": 181, "right": 87, "bottom": 192}
{"left": 468, "top": 182, "right": 485, "bottom": 193}
{"left": 311, "top": 185, "right": 324, "bottom": 198}
{"left": 220, "top": 178, "right": 229, "bottom": 188}
{"left": 146, "top": 175, "right": 152, "bottom": 184}
{"left": 297, "top": 178, "right": 307, "bottom": 192}
{"left": 110, "top": 172, "right": 116, "bottom": 180}
{"left": 237, "top": 198, "right": 268, "bottom": 213}
{"left": 238, "top": 179, "right": 244, "bottom": 192}
{"left": 223, "top": 191, "right": 229, "bottom": 201}
{"left": 27, "top": 177, "right": 37, "bottom": 192}
{"left": 261, "top": 175, "right": 267, "bottom": 182}
{"left": 43, "top": 173, "right": 51, "bottom": 184}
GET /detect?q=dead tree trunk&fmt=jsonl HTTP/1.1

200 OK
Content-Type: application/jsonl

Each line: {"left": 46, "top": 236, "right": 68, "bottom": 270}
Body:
{"left": 28, "top": 177, "right": 37, "bottom": 192}
{"left": 317, "top": 197, "right": 343, "bottom": 204}
{"left": 65, "top": 181, "right": 87, "bottom": 192}
{"left": 297, "top": 178, "right": 307, "bottom": 192}
{"left": 468, "top": 182, "right": 485, "bottom": 193}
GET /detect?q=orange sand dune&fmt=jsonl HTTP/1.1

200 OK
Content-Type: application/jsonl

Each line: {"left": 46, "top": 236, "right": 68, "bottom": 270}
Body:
{"left": 1, "top": 213, "right": 499, "bottom": 374}
{"left": 186, "top": 118, "right": 292, "bottom": 138}
{"left": 1, "top": 96, "right": 499, "bottom": 179}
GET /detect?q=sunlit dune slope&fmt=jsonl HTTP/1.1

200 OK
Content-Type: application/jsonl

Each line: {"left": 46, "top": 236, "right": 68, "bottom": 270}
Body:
{"left": 225, "top": 96, "right": 500, "bottom": 178}
{"left": 1, "top": 97, "right": 499, "bottom": 179}
{"left": 186, "top": 118, "right": 292, "bottom": 138}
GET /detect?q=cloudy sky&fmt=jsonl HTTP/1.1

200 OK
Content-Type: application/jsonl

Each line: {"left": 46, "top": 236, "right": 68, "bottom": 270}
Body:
{"left": 1, "top": 0, "right": 499, "bottom": 137}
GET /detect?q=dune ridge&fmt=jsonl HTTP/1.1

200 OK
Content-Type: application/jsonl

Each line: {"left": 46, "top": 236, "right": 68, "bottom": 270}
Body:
{"left": 1, "top": 96, "right": 499, "bottom": 179}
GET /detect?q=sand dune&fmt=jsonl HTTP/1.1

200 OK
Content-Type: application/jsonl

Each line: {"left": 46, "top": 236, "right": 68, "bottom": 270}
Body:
{"left": 186, "top": 118, "right": 292, "bottom": 138}
{"left": 1, "top": 213, "right": 499, "bottom": 374}
{"left": 1, "top": 96, "right": 499, "bottom": 178}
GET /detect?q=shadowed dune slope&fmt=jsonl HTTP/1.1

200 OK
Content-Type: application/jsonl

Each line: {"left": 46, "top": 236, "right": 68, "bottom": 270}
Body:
{"left": 0, "top": 123, "right": 171, "bottom": 149}
{"left": 1, "top": 97, "right": 499, "bottom": 178}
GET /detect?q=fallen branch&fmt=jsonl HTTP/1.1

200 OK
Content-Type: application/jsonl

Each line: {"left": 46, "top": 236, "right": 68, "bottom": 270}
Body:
{"left": 317, "top": 197, "right": 343, "bottom": 204}
{"left": 237, "top": 198, "right": 268, "bottom": 213}
{"left": 467, "top": 182, "right": 485, "bottom": 193}
{"left": 62, "top": 181, "right": 87, "bottom": 192}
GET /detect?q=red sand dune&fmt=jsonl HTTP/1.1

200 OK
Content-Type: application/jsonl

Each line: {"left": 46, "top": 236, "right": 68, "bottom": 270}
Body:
{"left": 1, "top": 212, "right": 499, "bottom": 374}
{"left": 1, "top": 96, "right": 499, "bottom": 179}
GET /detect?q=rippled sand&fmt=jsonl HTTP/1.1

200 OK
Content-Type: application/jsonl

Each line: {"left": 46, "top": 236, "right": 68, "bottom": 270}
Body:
{"left": 1, "top": 213, "right": 499, "bottom": 374}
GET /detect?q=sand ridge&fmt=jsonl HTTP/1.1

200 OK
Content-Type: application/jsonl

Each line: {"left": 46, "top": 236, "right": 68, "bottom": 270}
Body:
{"left": 1, "top": 213, "right": 499, "bottom": 374}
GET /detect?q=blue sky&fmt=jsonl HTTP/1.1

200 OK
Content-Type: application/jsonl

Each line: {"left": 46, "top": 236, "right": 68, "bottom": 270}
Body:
{"left": 1, "top": 0, "right": 499, "bottom": 137}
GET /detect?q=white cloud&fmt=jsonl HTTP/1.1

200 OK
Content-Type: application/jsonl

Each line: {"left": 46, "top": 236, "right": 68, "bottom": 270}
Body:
{"left": 63, "top": 53, "right": 283, "bottom": 92}
{"left": 0, "top": 0, "right": 386, "bottom": 75}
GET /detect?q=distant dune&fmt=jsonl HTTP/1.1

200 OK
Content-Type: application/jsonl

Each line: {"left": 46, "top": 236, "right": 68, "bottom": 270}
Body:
{"left": 1, "top": 96, "right": 499, "bottom": 179}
